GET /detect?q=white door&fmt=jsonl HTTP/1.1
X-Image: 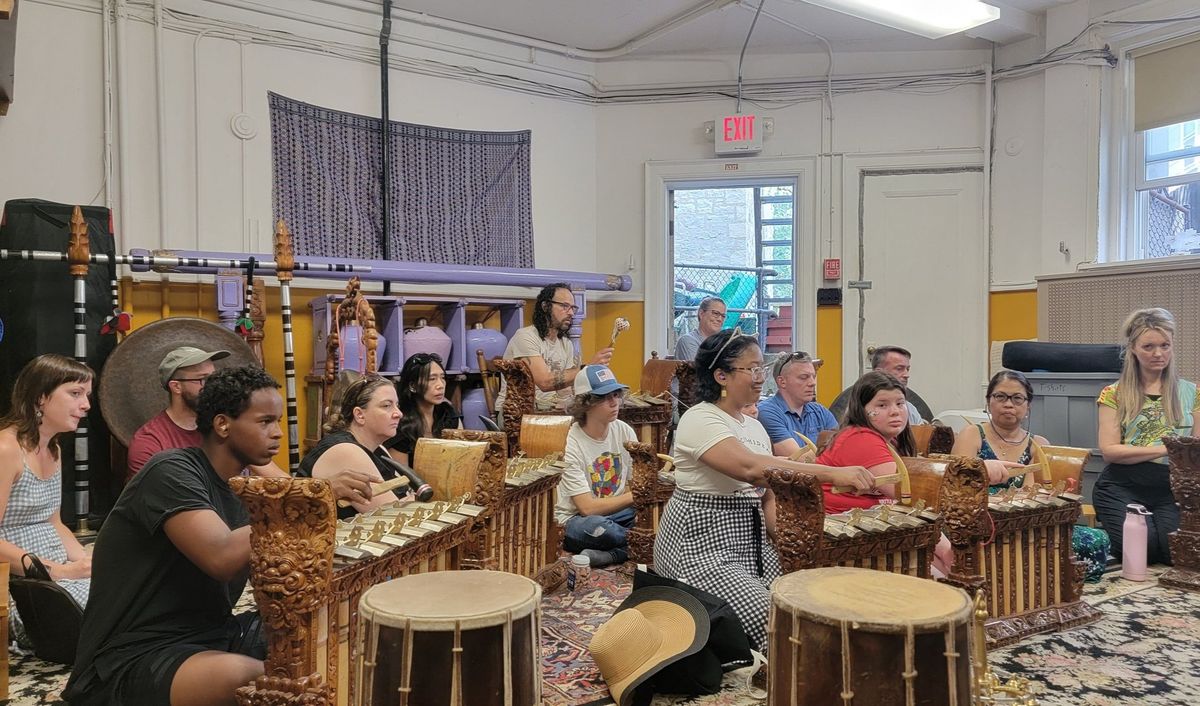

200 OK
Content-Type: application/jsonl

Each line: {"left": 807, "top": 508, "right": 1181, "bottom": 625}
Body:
{"left": 842, "top": 170, "right": 987, "bottom": 417}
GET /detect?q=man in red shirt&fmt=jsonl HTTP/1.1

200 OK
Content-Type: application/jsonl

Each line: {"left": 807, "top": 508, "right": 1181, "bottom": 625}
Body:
{"left": 126, "top": 346, "right": 376, "bottom": 507}
{"left": 126, "top": 347, "right": 229, "bottom": 479}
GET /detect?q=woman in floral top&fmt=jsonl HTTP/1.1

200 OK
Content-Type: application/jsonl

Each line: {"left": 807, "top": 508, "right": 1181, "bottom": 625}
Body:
{"left": 1094, "top": 308, "right": 1199, "bottom": 565}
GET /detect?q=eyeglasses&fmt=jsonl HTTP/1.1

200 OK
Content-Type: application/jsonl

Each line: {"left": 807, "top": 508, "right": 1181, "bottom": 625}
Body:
{"left": 708, "top": 328, "right": 746, "bottom": 369}
{"left": 988, "top": 393, "right": 1029, "bottom": 405}
{"left": 173, "top": 376, "right": 211, "bottom": 387}
{"left": 550, "top": 301, "right": 579, "bottom": 314}
{"left": 729, "top": 366, "right": 768, "bottom": 381}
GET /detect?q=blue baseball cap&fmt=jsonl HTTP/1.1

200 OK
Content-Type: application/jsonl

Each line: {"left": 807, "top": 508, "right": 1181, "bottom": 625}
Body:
{"left": 574, "top": 365, "right": 629, "bottom": 397}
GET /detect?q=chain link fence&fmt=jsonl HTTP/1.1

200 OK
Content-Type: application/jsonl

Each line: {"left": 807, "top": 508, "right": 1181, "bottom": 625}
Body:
{"left": 1144, "top": 183, "right": 1199, "bottom": 258}
{"left": 673, "top": 263, "right": 776, "bottom": 350}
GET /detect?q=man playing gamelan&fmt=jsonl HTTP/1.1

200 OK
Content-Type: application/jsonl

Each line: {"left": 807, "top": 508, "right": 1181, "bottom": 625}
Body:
{"left": 65, "top": 367, "right": 288, "bottom": 706}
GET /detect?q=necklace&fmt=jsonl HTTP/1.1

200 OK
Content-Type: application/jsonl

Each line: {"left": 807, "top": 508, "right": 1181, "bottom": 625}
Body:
{"left": 988, "top": 422, "right": 1028, "bottom": 460}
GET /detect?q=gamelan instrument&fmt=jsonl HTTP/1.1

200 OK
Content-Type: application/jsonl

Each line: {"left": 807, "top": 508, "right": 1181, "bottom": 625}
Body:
{"left": 898, "top": 446, "right": 1103, "bottom": 647}
{"left": 768, "top": 466, "right": 943, "bottom": 578}
{"left": 356, "top": 570, "right": 542, "bottom": 706}
{"left": 768, "top": 566, "right": 974, "bottom": 706}
{"left": 441, "top": 430, "right": 566, "bottom": 585}
{"left": 1162, "top": 436, "right": 1200, "bottom": 593}
{"left": 625, "top": 442, "right": 678, "bottom": 564}
{"left": 229, "top": 474, "right": 479, "bottom": 706}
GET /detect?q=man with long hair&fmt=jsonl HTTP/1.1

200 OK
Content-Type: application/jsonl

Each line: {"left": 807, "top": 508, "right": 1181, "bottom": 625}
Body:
{"left": 495, "top": 282, "right": 614, "bottom": 413}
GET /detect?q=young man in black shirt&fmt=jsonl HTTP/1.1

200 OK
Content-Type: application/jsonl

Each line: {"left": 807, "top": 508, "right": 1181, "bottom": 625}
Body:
{"left": 66, "top": 366, "right": 287, "bottom": 706}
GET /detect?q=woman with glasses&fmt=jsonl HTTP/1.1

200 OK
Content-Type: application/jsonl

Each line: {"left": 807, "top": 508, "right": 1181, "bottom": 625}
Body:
{"left": 952, "top": 371, "right": 1049, "bottom": 488}
{"left": 298, "top": 372, "right": 407, "bottom": 519}
{"left": 1094, "top": 308, "right": 1198, "bottom": 566}
{"left": 554, "top": 366, "right": 639, "bottom": 568}
{"left": 653, "top": 329, "right": 873, "bottom": 651}
{"left": 952, "top": 370, "right": 1110, "bottom": 581}
{"left": 385, "top": 353, "right": 462, "bottom": 467}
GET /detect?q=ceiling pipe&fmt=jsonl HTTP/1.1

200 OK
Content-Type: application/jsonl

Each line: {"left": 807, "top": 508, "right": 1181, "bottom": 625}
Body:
{"left": 312, "top": 0, "right": 743, "bottom": 59}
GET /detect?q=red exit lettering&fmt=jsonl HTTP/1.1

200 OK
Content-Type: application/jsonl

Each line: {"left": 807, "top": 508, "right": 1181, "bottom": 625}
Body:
{"left": 722, "top": 115, "right": 756, "bottom": 142}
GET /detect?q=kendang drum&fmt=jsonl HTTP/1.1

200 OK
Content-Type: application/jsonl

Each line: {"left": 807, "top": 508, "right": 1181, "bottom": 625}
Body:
{"left": 356, "top": 570, "right": 542, "bottom": 706}
{"left": 768, "top": 566, "right": 973, "bottom": 706}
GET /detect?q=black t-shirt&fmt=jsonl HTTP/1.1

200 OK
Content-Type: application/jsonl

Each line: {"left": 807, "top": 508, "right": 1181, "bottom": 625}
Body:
{"left": 64, "top": 447, "right": 250, "bottom": 700}
{"left": 297, "top": 430, "right": 399, "bottom": 519}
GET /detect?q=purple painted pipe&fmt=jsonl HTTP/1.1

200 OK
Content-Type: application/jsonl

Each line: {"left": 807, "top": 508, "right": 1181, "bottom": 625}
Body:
{"left": 129, "top": 248, "right": 633, "bottom": 292}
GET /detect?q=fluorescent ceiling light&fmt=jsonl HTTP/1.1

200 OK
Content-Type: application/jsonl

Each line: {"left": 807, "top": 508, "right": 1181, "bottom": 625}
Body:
{"left": 802, "top": 0, "right": 1001, "bottom": 40}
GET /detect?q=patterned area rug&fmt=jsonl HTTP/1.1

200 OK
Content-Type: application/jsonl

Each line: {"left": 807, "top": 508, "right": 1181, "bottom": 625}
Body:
{"left": 988, "top": 567, "right": 1200, "bottom": 706}
{"left": 5, "top": 567, "right": 1198, "bottom": 706}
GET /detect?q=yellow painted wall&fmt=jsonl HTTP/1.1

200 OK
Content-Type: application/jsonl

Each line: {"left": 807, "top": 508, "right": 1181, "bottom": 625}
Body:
{"left": 989, "top": 289, "right": 1038, "bottom": 344}
{"left": 815, "top": 306, "right": 843, "bottom": 407}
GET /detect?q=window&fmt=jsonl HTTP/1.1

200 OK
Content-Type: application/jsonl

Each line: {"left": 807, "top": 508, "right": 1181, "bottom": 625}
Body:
{"left": 670, "top": 182, "right": 797, "bottom": 354}
{"left": 1133, "top": 118, "right": 1200, "bottom": 259}
{"left": 1121, "top": 33, "right": 1200, "bottom": 261}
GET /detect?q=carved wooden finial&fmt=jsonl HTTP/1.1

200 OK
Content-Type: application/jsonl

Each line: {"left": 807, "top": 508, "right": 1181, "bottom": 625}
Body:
{"left": 273, "top": 219, "right": 295, "bottom": 282}
{"left": 248, "top": 277, "right": 267, "bottom": 366}
{"left": 68, "top": 206, "right": 90, "bottom": 277}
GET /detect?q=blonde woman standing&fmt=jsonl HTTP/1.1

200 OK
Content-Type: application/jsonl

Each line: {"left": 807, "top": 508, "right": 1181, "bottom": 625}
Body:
{"left": 1094, "top": 308, "right": 1199, "bottom": 565}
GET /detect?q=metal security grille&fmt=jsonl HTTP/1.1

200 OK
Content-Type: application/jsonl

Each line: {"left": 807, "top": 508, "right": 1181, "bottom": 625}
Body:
{"left": 1038, "top": 264, "right": 1200, "bottom": 383}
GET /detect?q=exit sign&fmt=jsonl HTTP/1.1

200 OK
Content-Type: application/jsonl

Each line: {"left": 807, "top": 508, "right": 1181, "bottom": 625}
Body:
{"left": 714, "top": 113, "right": 763, "bottom": 155}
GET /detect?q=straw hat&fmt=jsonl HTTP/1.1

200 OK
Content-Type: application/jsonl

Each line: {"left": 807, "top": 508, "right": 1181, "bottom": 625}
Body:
{"left": 589, "top": 586, "right": 710, "bottom": 706}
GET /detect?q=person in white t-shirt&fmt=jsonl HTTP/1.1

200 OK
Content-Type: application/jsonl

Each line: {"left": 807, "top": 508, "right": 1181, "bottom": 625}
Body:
{"left": 554, "top": 365, "right": 638, "bottom": 568}
{"left": 653, "top": 328, "right": 873, "bottom": 651}
{"left": 495, "top": 283, "right": 614, "bottom": 414}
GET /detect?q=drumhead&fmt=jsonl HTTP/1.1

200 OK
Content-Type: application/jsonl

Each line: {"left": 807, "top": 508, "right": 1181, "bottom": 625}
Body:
{"left": 359, "top": 570, "right": 542, "bottom": 631}
{"left": 772, "top": 566, "right": 971, "bottom": 631}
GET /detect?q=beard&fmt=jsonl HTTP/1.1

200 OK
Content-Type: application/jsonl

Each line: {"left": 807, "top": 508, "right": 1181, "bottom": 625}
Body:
{"left": 556, "top": 318, "right": 573, "bottom": 335}
{"left": 182, "top": 389, "right": 201, "bottom": 412}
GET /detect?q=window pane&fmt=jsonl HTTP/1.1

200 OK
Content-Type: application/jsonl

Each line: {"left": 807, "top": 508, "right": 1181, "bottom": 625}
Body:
{"left": 762, "top": 224, "right": 792, "bottom": 241}
{"left": 1144, "top": 119, "right": 1200, "bottom": 181}
{"left": 762, "top": 245, "right": 792, "bottom": 261}
{"left": 765, "top": 283, "right": 793, "bottom": 300}
{"left": 768, "top": 264, "right": 793, "bottom": 280}
{"left": 761, "top": 201, "right": 794, "bottom": 220}
{"left": 761, "top": 185, "right": 793, "bottom": 197}
{"left": 1135, "top": 183, "right": 1200, "bottom": 258}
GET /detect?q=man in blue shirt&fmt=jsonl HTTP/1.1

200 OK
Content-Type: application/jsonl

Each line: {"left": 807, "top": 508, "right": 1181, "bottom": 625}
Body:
{"left": 757, "top": 351, "right": 838, "bottom": 457}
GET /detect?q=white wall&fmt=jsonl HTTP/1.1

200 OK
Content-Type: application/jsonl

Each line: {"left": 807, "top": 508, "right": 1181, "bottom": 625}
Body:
{"left": 3, "top": 0, "right": 1188, "bottom": 300}
{"left": 0, "top": 0, "right": 598, "bottom": 274}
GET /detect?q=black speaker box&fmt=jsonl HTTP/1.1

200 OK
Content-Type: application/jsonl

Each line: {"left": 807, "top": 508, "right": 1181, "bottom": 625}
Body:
{"left": 0, "top": 199, "right": 120, "bottom": 527}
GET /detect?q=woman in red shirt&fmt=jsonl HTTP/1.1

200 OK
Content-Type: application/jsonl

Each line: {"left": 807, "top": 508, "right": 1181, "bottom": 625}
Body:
{"left": 816, "top": 371, "right": 914, "bottom": 512}
{"left": 816, "top": 371, "right": 954, "bottom": 574}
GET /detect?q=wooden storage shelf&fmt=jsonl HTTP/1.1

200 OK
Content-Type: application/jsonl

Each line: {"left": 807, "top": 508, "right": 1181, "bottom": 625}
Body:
{"left": 312, "top": 294, "right": 525, "bottom": 378}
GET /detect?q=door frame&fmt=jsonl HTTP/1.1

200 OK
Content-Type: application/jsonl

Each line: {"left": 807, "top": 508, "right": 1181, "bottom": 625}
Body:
{"left": 839, "top": 150, "right": 985, "bottom": 390}
{"left": 645, "top": 156, "right": 818, "bottom": 362}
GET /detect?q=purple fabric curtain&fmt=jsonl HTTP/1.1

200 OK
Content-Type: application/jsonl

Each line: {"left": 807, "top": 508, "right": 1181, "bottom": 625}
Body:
{"left": 269, "top": 92, "right": 534, "bottom": 267}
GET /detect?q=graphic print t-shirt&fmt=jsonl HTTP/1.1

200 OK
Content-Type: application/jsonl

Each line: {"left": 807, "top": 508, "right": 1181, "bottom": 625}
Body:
{"left": 554, "top": 420, "right": 638, "bottom": 524}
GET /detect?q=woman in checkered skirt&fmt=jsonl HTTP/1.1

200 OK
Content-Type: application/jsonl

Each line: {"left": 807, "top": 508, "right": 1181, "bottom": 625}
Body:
{"left": 653, "top": 329, "right": 873, "bottom": 650}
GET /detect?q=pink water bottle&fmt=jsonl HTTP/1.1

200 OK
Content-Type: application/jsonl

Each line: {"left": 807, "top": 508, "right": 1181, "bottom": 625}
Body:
{"left": 1121, "top": 503, "right": 1152, "bottom": 581}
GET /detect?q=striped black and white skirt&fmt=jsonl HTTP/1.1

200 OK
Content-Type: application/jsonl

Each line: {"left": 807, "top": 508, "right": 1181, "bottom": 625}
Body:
{"left": 653, "top": 487, "right": 780, "bottom": 651}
